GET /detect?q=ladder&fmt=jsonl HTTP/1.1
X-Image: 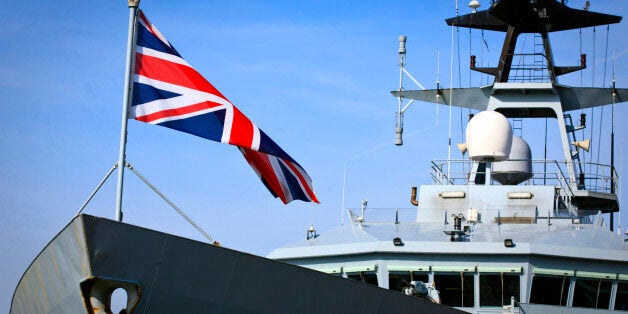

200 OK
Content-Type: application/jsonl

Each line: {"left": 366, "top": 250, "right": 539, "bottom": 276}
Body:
{"left": 512, "top": 118, "right": 523, "bottom": 138}
{"left": 533, "top": 34, "right": 546, "bottom": 82}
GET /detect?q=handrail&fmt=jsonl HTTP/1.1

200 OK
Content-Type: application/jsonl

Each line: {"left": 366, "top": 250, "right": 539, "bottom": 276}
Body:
{"left": 428, "top": 159, "right": 618, "bottom": 196}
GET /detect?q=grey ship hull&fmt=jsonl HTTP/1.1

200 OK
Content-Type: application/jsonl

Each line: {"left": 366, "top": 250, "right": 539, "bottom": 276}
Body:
{"left": 11, "top": 214, "right": 461, "bottom": 314}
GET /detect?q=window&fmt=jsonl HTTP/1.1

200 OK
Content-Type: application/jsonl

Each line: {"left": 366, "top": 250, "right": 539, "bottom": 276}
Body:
{"left": 616, "top": 282, "right": 628, "bottom": 311}
{"left": 434, "top": 273, "right": 474, "bottom": 307}
{"left": 347, "top": 272, "right": 378, "bottom": 286}
{"left": 388, "top": 271, "right": 429, "bottom": 292}
{"left": 572, "top": 278, "right": 612, "bottom": 309}
{"left": 480, "top": 273, "right": 520, "bottom": 306}
{"left": 530, "top": 275, "right": 569, "bottom": 306}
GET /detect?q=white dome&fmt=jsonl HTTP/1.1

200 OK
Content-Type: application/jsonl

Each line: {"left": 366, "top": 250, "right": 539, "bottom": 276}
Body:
{"left": 492, "top": 135, "right": 533, "bottom": 185}
{"left": 466, "top": 111, "right": 512, "bottom": 161}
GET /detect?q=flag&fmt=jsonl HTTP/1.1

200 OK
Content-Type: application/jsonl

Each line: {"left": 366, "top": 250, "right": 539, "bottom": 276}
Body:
{"left": 130, "top": 10, "right": 318, "bottom": 204}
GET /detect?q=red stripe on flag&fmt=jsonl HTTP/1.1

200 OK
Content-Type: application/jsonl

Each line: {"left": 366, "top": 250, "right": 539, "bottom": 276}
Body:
{"left": 135, "top": 53, "right": 227, "bottom": 98}
{"left": 138, "top": 11, "right": 154, "bottom": 36}
{"left": 241, "top": 149, "right": 288, "bottom": 204}
{"left": 135, "top": 100, "right": 224, "bottom": 123}
{"left": 282, "top": 160, "right": 319, "bottom": 203}
{"left": 228, "top": 106, "right": 255, "bottom": 148}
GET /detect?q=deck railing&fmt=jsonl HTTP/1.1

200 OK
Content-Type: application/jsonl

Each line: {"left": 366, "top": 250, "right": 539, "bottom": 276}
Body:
{"left": 429, "top": 159, "right": 618, "bottom": 196}
{"left": 345, "top": 206, "right": 604, "bottom": 225}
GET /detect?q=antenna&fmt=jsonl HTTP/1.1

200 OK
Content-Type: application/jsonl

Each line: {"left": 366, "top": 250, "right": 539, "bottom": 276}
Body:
{"left": 610, "top": 49, "right": 617, "bottom": 231}
{"left": 396, "top": 35, "right": 407, "bottom": 146}
{"left": 447, "top": 12, "right": 456, "bottom": 180}
{"left": 394, "top": 36, "right": 425, "bottom": 146}
{"left": 619, "top": 145, "right": 623, "bottom": 236}
{"left": 436, "top": 50, "right": 441, "bottom": 127}
{"left": 468, "top": 0, "right": 481, "bottom": 13}
{"left": 341, "top": 161, "right": 347, "bottom": 225}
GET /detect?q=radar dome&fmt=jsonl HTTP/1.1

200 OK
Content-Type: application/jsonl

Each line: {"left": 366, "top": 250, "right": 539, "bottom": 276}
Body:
{"left": 466, "top": 111, "right": 512, "bottom": 161}
{"left": 492, "top": 135, "right": 533, "bottom": 185}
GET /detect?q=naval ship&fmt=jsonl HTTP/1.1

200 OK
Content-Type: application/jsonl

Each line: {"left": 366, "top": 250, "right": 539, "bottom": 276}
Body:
{"left": 268, "top": 0, "right": 628, "bottom": 313}
{"left": 9, "top": 1, "right": 462, "bottom": 314}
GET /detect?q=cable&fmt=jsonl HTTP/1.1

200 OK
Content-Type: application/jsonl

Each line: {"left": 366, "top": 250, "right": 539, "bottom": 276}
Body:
{"left": 447, "top": 21, "right": 455, "bottom": 180}
{"left": 595, "top": 25, "right": 611, "bottom": 185}
{"left": 589, "top": 26, "right": 597, "bottom": 175}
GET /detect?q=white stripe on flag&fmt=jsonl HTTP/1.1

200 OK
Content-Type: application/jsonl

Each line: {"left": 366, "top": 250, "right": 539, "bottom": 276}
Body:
{"left": 278, "top": 159, "right": 314, "bottom": 202}
{"left": 138, "top": 15, "right": 175, "bottom": 51}
{"left": 135, "top": 99, "right": 227, "bottom": 125}
{"left": 220, "top": 102, "right": 234, "bottom": 145}
{"left": 133, "top": 75, "right": 230, "bottom": 124}
{"left": 251, "top": 126, "right": 261, "bottom": 151}
{"left": 136, "top": 46, "right": 189, "bottom": 67}
{"left": 269, "top": 156, "right": 294, "bottom": 203}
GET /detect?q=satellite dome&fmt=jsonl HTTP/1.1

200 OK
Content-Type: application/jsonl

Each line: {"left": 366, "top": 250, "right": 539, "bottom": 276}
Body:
{"left": 466, "top": 111, "right": 512, "bottom": 161}
{"left": 492, "top": 135, "right": 533, "bottom": 185}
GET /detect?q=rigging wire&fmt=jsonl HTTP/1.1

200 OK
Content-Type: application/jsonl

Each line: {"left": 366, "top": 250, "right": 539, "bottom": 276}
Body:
{"left": 457, "top": 26, "right": 462, "bottom": 89}
{"left": 579, "top": 28, "right": 583, "bottom": 88}
{"left": 462, "top": 28, "right": 471, "bottom": 158}
{"left": 619, "top": 145, "right": 623, "bottom": 235}
{"left": 447, "top": 4, "right": 456, "bottom": 179}
{"left": 578, "top": 27, "right": 588, "bottom": 165}
{"left": 453, "top": 0, "right": 463, "bottom": 161}
{"left": 588, "top": 26, "right": 597, "bottom": 176}
{"left": 595, "top": 25, "right": 611, "bottom": 184}
{"left": 457, "top": 25, "right": 464, "bottom": 154}
{"left": 519, "top": 34, "right": 529, "bottom": 81}
{"left": 481, "top": 30, "right": 488, "bottom": 85}
{"left": 341, "top": 161, "right": 346, "bottom": 225}
{"left": 603, "top": 25, "right": 610, "bottom": 87}
{"left": 612, "top": 49, "right": 617, "bottom": 232}
{"left": 469, "top": 28, "right": 472, "bottom": 88}
{"left": 437, "top": 50, "right": 441, "bottom": 127}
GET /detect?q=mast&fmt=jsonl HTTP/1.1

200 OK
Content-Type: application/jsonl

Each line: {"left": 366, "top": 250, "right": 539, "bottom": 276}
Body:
{"left": 115, "top": 0, "right": 140, "bottom": 222}
{"left": 610, "top": 50, "right": 616, "bottom": 231}
{"left": 391, "top": 0, "right": 625, "bottom": 216}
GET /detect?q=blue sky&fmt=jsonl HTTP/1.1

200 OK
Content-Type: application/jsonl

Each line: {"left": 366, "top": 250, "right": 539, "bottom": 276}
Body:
{"left": 1, "top": 0, "right": 627, "bottom": 311}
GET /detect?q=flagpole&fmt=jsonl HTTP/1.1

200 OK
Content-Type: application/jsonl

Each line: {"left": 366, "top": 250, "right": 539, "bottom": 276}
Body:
{"left": 115, "top": 0, "right": 140, "bottom": 222}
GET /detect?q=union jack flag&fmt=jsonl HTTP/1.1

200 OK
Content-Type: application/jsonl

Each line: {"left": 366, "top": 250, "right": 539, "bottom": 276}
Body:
{"left": 131, "top": 10, "right": 318, "bottom": 204}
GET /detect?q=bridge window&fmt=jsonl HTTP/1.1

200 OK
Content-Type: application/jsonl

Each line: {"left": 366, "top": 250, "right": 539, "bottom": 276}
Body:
{"left": 347, "top": 271, "right": 378, "bottom": 286}
{"left": 434, "top": 272, "right": 474, "bottom": 307}
{"left": 572, "top": 278, "right": 612, "bottom": 309}
{"left": 616, "top": 281, "right": 628, "bottom": 310}
{"left": 479, "top": 273, "right": 520, "bottom": 306}
{"left": 388, "top": 271, "right": 429, "bottom": 292}
{"left": 530, "top": 275, "right": 569, "bottom": 306}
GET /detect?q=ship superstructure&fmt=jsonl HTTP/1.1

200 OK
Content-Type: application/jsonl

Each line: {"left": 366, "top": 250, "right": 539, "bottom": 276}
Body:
{"left": 269, "top": 1, "right": 628, "bottom": 313}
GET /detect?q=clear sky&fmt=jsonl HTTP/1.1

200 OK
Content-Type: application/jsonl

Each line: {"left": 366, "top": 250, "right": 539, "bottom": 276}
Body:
{"left": 1, "top": 0, "right": 627, "bottom": 312}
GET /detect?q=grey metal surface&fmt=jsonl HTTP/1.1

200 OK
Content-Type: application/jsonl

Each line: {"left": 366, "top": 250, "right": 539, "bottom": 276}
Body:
{"left": 445, "top": 0, "right": 622, "bottom": 33}
{"left": 391, "top": 86, "right": 493, "bottom": 111}
{"left": 391, "top": 86, "right": 628, "bottom": 113}
{"left": 268, "top": 218, "right": 628, "bottom": 263}
{"left": 11, "top": 215, "right": 91, "bottom": 314}
{"left": 11, "top": 214, "right": 463, "bottom": 314}
{"left": 555, "top": 86, "right": 628, "bottom": 111}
